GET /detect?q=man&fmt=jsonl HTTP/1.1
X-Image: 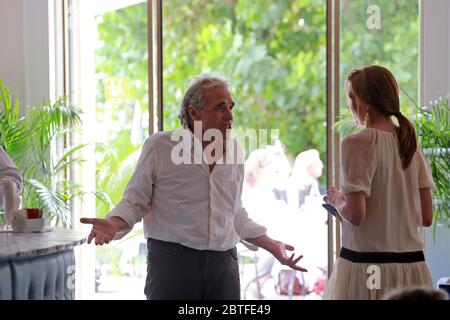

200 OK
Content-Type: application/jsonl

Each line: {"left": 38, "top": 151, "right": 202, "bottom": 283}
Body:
{"left": 81, "top": 74, "right": 307, "bottom": 300}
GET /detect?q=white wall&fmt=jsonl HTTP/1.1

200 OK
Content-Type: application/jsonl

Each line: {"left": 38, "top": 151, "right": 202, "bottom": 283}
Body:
{"left": 421, "top": 0, "right": 450, "bottom": 105}
{"left": 0, "top": 0, "right": 26, "bottom": 105}
{"left": 421, "top": 0, "right": 450, "bottom": 286}
{"left": 0, "top": 0, "right": 96, "bottom": 299}
{"left": 0, "top": 0, "right": 52, "bottom": 110}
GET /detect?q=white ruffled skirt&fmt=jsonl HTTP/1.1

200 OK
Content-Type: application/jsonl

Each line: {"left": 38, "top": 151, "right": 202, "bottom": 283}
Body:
{"left": 323, "top": 257, "right": 433, "bottom": 300}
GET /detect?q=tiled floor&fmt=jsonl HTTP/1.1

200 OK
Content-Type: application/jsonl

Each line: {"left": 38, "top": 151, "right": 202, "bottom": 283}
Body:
{"left": 93, "top": 275, "right": 146, "bottom": 300}
{"left": 92, "top": 263, "right": 324, "bottom": 300}
{"left": 239, "top": 264, "right": 323, "bottom": 300}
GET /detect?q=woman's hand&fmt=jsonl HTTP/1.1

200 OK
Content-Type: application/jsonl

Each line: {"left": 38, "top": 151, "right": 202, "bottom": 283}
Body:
{"left": 323, "top": 186, "right": 345, "bottom": 221}
{"left": 323, "top": 187, "right": 345, "bottom": 210}
{"left": 324, "top": 188, "right": 367, "bottom": 225}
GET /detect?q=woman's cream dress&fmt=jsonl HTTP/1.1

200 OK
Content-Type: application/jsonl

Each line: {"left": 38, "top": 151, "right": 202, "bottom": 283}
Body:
{"left": 324, "top": 128, "right": 435, "bottom": 300}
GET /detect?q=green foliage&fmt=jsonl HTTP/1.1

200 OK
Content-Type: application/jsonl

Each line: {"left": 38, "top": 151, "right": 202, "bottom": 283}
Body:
{"left": 94, "top": 3, "right": 149, "bottom": 218}
{"left": 96, "top": 3, "right": 148, "bottom": 110}
{"left": 0, "top": 79, "right": 85, "bottom": 227}
{"left": 162, "top": 0, "right": 327, "bottom": 161}
{"left": 94, "top": 0, "right": 420, "bottom": 210}
{"left": 95, "top": 139, "right": 142, "bottom": 219}
{"left": 92, "top": 4, "right": 150, "bottom": 274}
{"left": 414, "top": 98, "right": 450, "bottom": 229}
{"left": 334, "top": 108, "right": 361, "bottom": 139}
{"left": 340, "top": 0, "right": 419, "bottom": 115}
{"left": 89, "top": 0, "right": 424, "bottom": 275}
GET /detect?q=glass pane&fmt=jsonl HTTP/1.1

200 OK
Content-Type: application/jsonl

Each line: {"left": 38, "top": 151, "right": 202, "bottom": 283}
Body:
{"left": 163, "top": 0, "right": 328, "bottom": 299}
{"left": 339, "top": 0, "right": 420, "bottom": 132}
{"left": 76, "top": 0, "right": 149, "bottom": 299}
{"left": 335, "top": 0, "right": 420, "bottom": 299}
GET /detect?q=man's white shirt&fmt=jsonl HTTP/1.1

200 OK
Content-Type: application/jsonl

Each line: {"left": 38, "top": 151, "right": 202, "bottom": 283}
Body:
{"left": 108, "top": 129, "right": 266, "bottom": 251}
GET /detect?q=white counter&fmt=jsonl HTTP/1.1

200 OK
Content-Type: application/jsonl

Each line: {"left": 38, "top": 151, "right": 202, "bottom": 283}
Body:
{"left": 0, "top": 227, "right": 85, "bottom": 260}
{"left": 0, "top": 227, "right": 86, "bottom": 299}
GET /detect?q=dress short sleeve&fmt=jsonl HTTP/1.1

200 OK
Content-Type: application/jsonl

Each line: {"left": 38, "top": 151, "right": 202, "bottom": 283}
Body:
{"left": 340, "top": 132, "right": 378, "bottom": 197}
{"left": 416, "top": 146, "right": 435, "bottom": 189}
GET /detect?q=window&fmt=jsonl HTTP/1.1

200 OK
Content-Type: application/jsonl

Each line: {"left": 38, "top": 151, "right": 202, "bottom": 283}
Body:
{"left": 65, "top": 0, "right": 420, "bottom": 299}
{"left": 162, "top": 0, "right": 328, "bottom": 299}
{"left": 68, "top": 0, "right": 149, "bottom": 299}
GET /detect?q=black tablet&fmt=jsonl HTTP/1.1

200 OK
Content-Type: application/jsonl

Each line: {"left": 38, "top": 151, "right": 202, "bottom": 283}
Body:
{"left": 322, "top": 203, "right": 338, "bottom": 217}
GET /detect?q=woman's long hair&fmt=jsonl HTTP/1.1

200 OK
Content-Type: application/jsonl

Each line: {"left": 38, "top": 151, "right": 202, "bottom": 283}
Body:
{"left": 346, "top": 65, "right": 417, "bottom": 169}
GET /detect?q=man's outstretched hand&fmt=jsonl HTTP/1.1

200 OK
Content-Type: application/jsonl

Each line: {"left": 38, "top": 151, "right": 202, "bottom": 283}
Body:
{"left": 246, "top": 235, "right": 308, "bottom": 272}
{"left": 269, "top": 240, "right": 308, "bottom": 272}
{"left": 80, "top": 218, "right": 117, "bottom": 245}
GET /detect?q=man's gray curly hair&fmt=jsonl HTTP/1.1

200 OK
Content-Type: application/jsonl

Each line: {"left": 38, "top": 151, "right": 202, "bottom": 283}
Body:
{"left": 179, "top": 74, "right": 229, "bottom": 129}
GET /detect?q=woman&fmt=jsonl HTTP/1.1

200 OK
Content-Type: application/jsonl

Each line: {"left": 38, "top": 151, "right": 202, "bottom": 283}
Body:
{"left": 323, "top": 65, "right": 435, "bottom": 299}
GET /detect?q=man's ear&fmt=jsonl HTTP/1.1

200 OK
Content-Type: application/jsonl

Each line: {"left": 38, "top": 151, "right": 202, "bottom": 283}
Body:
{"left": 188, "top": 106, "right": 201, "bottom": 121}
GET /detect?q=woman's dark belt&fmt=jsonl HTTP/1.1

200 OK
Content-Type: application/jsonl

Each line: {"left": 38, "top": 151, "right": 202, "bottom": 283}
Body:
{"left": 340, "top": 247, "right": 425, "bottom": 263}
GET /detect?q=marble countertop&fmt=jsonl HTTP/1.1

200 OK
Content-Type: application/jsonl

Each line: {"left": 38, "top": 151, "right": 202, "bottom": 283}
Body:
{"left": 0, "top": 227, "right": 86, "bottom": 261}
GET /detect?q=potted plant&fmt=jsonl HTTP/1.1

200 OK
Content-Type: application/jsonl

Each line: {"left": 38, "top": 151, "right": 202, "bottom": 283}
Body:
{"left": 0, "top": 79, "right": 107, "bottom": 227}
{"left": 414, "top": 96, "right": 450, "bottom": 232}
{"left": 413, "top": 95, "right": 450, "bottom": 289}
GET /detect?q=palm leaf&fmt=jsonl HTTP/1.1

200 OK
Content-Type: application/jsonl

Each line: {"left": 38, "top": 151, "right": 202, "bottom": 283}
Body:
{"left": 26, "top": 178, "right": 72, "bottom": 227}
{"left": 0, "top": 79, "right": 108, "bottom": 228}
{"left": 53, "top": 144, "right": 88, "bottom": 175}
{"left": 415, "top": 97, "right": 450, "bottom": 232}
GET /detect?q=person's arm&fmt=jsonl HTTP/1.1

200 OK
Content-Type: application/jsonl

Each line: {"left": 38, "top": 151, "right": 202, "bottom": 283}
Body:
{"left": 106, "top": 137, "right": 158, "bottom": 231}
{"left": 330, "top": 133, "right": 376, "bottom": 226}
{"left": 325, "top": 187, "right": 366, "bottom": 226}
{"left": 419, "top": 188, "right": 433, "bottom": 227}
{"left": 80, "top": 136, "right": 159, "bottom": 244}
{"left": 416, "top": 147, "right": 435, "bottom": 227}
{"left": 0, "top": 146, "right": 23, "bottom": 192}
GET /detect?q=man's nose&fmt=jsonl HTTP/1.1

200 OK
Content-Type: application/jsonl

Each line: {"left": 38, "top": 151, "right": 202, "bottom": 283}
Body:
{"left": 224, "top": 107, "right": 233, "bottom": 121}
